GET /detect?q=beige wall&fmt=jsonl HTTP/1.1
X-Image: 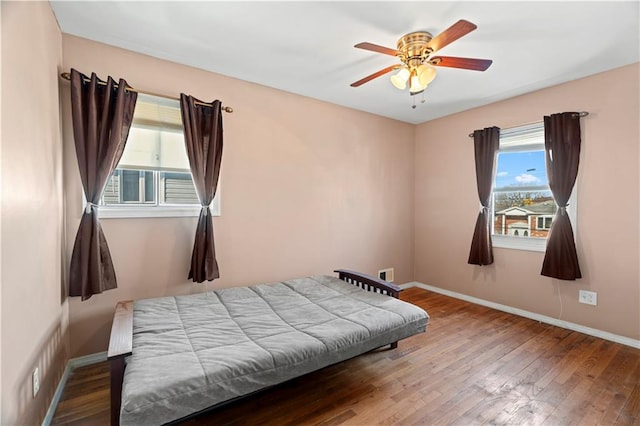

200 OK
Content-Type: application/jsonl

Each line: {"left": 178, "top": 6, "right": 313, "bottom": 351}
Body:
{"left": 61, "top": 35, "right": 416, "bottom": 357}
{"left": 414, "top": 63, "right": 640, "bottom": 341}
{"left": 1, "top": 2, "right": 68, "bottom": 425}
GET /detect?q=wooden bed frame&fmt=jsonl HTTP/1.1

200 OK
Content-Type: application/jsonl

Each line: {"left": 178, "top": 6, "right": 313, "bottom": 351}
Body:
{"left": 107, "top": 269, "right": 402, "bottom": 426}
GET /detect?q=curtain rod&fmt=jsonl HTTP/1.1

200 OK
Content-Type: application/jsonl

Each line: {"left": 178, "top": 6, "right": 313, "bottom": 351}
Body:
{"left": 59, "top": 72, "right": 233, "bottom": 113}
{"left": 467, "top": 111, "right": 588, "bottom": 138}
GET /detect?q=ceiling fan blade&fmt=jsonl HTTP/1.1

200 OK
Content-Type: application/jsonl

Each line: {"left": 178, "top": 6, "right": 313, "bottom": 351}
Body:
{"left": 430, "top": 56, "right": 493, "bottom": 71}
{"left": 354, "top": 42, "right": 398, "bottom": 57}
{"left": 426, "top": 19, "right": 477, "bottom": 53}
{"left": 350, "top": 65, "right": 399, "bottom": 87}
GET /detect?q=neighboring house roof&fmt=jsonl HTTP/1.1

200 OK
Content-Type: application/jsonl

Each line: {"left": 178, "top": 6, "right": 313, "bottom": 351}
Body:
{"left": 526, "top": 201, "right": 557, "bottom": 215}
{"left": 496, "top": 201, "right": 557, "bottom": 215}
{"left": 496, "top": 206, "right": 530, "bottom": 215}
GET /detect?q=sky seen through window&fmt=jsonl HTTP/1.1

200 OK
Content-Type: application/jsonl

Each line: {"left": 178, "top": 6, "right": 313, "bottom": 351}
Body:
{"left": 495, "top": 150, "right": 548, "bottom": 189}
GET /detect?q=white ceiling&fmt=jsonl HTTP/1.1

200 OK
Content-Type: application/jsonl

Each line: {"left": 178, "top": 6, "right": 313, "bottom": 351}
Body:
{"left": 50, "top": 1, "right": 639, "bottom": 124}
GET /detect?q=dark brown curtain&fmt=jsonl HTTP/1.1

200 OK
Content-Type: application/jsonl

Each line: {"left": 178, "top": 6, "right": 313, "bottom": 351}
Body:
{"left": 68, "top": 69, "right": 137, "bottom": 300}
{"left": 468, "top": 127, "right": 500, "bottom": 265}
{"left": 541, "top": 112, "right": 582, "bottom": 280}
{"left": 180, "top": 94, "right": 223, "bottom": 282}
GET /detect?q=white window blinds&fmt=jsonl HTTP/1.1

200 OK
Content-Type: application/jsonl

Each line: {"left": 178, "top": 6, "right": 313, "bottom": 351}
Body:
{"left": 499, "top": 122, "right": 544, "bottom": 152}
{"left": 118, "top": 94, "right": 190, "bottom": 171}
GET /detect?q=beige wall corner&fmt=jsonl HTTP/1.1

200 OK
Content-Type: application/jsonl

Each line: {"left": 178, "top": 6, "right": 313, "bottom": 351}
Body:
{"left": 1, "top": 2, "right": 69, "bottom": 424}
{"left": 414, "top": 63, "right": 640, "bottom": 341}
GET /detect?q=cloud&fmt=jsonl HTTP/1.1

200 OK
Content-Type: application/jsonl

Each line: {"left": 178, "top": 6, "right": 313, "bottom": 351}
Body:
{"left": 515, "top": 173, "right": 540, "bottom": 184}
{"left": 496, "top": 171, "right": 508, "bottom": 177}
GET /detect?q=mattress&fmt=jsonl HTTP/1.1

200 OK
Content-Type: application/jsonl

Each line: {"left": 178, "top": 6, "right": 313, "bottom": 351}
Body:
{"left": 120, "top": 275, "right": 429, "bottom": 425}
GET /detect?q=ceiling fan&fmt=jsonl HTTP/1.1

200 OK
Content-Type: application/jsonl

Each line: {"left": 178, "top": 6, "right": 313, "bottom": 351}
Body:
{"left": 351, "top": 20, "right": 492, "bottom": 98}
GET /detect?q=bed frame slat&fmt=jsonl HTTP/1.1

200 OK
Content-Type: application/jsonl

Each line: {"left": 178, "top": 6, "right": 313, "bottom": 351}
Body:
{"left": 334, "top": 269, "right": 401, "bottom": 298}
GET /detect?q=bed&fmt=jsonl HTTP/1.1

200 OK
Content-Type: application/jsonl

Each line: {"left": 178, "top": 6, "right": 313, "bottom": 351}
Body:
{"left": 107, "top": 269, "right": 429, "bottom": 425}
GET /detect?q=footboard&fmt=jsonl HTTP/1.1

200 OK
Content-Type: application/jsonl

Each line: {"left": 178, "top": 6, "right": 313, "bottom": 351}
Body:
{"left": 334, "top": 269, "right": 401, "bottom": 298}
{"left": 108, "top": 300, "right": 133, "bottom": 426}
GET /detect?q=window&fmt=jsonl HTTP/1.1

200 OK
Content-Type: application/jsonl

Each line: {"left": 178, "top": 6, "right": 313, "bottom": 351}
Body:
{"left": 103, "top": 170, "right": 156, "bottom": 204}
{"left": 98, "top": 94, "right": 220, "bottom": 218}
{"left": 536, "top": 216, "right": 553, "bottom": 230}
{"left": 102, "top": 169, "right": 200, "bottom": 205}
{"left": 491, "top": 123, "right": 576, "bottom": 252}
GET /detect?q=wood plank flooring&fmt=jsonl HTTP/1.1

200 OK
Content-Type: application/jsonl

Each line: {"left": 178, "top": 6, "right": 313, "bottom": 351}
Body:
{"left": 51, "top": 287, "right": 640, "bottom": 425}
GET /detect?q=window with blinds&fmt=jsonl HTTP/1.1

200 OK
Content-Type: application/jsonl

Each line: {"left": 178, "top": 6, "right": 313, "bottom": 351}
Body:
{"left": 99, "top": 94, "right": 220, "bottom": 218}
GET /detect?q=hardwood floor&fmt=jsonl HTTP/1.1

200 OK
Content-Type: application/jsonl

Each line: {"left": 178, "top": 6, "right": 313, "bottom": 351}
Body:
{"left": 52, "top": 287, "right": 640, "bottom": 425}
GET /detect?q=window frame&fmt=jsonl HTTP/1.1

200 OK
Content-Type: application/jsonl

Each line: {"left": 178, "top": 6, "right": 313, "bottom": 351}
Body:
{"left": 491, "top": 123, "right": 577, "bottom": 253}
{"left": 116, "top": 169, "right": 156, "bottom": 204}
{"left": 536, "top": 215, "right": 554, "bottom": 230}
{"left": 94, "top": 93, "right": 221, "bottom": 219}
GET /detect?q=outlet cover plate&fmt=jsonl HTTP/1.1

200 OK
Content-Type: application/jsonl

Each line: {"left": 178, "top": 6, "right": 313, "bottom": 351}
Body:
{"left": 378, "top": 268, "right": 394, "bottom": 283}
{"left": 579, "top": 290, "right": 597, "bottom": 306}
{"left": 32, "top": 367, "right": 40, "bottom": 397}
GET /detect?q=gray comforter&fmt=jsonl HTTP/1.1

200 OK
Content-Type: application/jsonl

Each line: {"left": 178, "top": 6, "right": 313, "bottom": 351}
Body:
{"left": 121, "top": 275, "right": 429, "bottom": 425}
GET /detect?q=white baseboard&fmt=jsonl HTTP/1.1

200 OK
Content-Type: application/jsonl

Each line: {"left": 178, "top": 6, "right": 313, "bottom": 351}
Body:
{"left": 42, "top": 351, "right": 108, "bottom": 426}
{"left": 69, "top": 351, "right": 108, "bottom": 369}
{"left": 401, "top": 282, "right": 640, "bottom": 349}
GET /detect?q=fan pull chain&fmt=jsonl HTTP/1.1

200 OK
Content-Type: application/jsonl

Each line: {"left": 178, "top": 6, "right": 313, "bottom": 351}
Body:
{"left": 412, "top": 95, "right": 416, "bottom": 109}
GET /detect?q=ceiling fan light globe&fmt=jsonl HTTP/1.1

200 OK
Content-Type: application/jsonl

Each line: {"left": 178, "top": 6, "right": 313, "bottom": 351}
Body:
{"left": 418, "top": 65, "right": 437, "bottom": 86}
{"left": 397, "top": 67, "right": 410, "bottom": 80}
{"left": 410, "top": 74, "right": 427, "bottom": 93}
{"left": 390, "top": 68, "right": 410, "bottom": 90}
{"left": 390, "top": 74, "right": 407, "bottom": 90}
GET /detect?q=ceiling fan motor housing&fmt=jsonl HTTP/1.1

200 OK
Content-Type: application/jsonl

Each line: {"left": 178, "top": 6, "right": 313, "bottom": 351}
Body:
{"left": 397, "top": 31, "right": 433, "bottom": 65}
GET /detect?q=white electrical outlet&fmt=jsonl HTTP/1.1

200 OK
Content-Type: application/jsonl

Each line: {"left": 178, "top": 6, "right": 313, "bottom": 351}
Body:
{"left": 32, "top": 367, "right": 40, "bottom": 397}
{"left": 579, "top": 290, "right": 597, "bottom": 306}
{"left": 378, "top": 268, "right": 394, "bottom": 282}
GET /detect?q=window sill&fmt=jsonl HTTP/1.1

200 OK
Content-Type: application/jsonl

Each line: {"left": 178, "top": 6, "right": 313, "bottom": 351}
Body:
{"left": 97, "top": 205, "right": 220, "bottom": 219}
{"left": 492, "top": 235, "right": 547, "bottom": 252}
